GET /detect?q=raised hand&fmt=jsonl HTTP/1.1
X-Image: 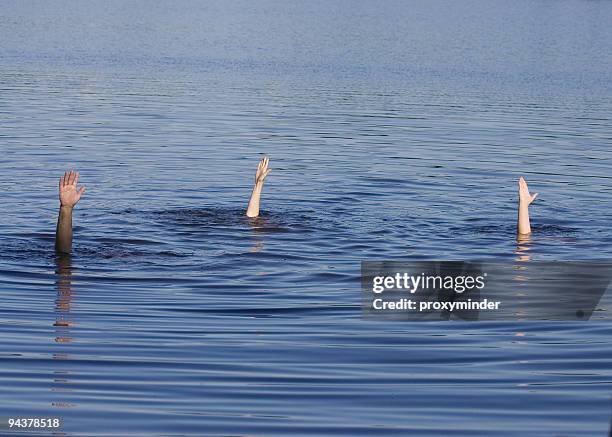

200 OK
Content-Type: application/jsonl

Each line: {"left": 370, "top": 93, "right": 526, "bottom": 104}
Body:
{"left": 255, "top": 156, "right": 272, "bottom": 185}
{"left": 246, "top": 156, "right": 272, "bottom": 218}
{"left": 517, "top": 176, "right": 538, "bottom": 235}
{"left": 518, "top": 176, "right": 538, "bottom": 206}
{"left": 59, "top": 170, "right": 86, "bottom": 208}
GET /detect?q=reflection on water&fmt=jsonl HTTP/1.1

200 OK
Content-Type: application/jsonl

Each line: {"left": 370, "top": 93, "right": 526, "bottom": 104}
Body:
{"left": 515, "top": 233, "right": 532, "bottom": 263}
{"left": 54, "top": 256, "right": 75, "bottom": 332}
{"left": 513, "top": 234, "right": 531, "bottom": 316}
{"left": 53, "top": 255, "right": 76, "bottom": 413}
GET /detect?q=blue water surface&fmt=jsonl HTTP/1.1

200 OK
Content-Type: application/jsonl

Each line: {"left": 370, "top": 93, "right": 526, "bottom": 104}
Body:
{"left": 1, "top": 1, "right": 612, "bottom": 435}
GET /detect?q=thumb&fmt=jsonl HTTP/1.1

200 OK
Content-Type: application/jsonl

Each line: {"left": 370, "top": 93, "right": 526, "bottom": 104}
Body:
{"left": 531, "top": 192, "right": 538, "bottom": 202}
{"left": 78, "top": 186, "right": 86, "bottom": 197}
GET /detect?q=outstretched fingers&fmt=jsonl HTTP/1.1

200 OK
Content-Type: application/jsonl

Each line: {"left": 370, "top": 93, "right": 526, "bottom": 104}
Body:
{"left": 59, "top": 170, "right": 80, "bottom": 186}
{"left": 58, "top": 169, "right": 85, "bottom": 208}
{"left": 259, "top": 156, "right": 268, "bottom": 171}
{"left": 258, "top": 157, "right": 271, "bottom": 180}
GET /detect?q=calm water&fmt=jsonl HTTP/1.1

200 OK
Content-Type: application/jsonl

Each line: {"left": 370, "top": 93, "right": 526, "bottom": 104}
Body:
{"left": 2, "top": 1, "right": 612, "bottom": 435}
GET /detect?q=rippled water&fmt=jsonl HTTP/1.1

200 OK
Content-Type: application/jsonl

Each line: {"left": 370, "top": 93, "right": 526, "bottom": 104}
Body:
{"left": 1, "top": 1, "right": 612, "bottom": 435}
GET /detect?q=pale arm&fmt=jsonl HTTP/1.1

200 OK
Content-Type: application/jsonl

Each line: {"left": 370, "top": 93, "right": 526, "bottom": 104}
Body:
{"left": 517, "top": 176, "right": 538, "bottom": 235}
{"left": 246, "top": 157, "right": 272, "bottom": 218}
{"left": 55, "top": 171, "right": 85, "bottom": 254}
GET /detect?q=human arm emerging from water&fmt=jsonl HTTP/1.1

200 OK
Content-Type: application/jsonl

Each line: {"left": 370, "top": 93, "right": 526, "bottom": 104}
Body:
{"left": 55, "top": 171, "right": 86, "bottom": 254}
{"left": 246, "top": 157, "right": 272, "bottom": 218}
{"left": 517, "top": 176, "right": 538, "bottom": 235}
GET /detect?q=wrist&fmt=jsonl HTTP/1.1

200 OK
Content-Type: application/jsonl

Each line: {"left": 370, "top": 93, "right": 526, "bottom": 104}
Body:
{"left": 519, "top": 199, "right": 530, "bottom": 208}
{"left": 60, "top": 204, "right": 74, "bottom": 211}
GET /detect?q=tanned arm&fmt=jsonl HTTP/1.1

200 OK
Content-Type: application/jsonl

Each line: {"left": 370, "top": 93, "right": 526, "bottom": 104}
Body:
{"left": 55, "top": 171, "right": 86, "bottom": 254}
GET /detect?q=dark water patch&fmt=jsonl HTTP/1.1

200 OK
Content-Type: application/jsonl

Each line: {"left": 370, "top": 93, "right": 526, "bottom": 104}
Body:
{"left": 468, "top": 223, "right": 579, "bottom": 238}
{"left": 74, "top": 244, "right": 190, "bottom": 260}
{"left": 531, "top": 224, "right": 580, "bottom": 236}
{"left": 0, "top": 237, "right": 191, "bottom": 268}
{"left": 144, "top": 206, "right": 341, "bottom": 236}
{"left": 0, "top": 238, "right": 57, "bottom": 264}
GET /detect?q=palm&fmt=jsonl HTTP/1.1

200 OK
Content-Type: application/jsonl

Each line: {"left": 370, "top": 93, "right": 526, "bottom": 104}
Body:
{"left": 59, "top": 171, "right": 85, "bottom": 207}
{"left": 518, "top": 177, "right": 538, "bottom": 205}
{"left": 255, "top": 156, "right": 272, "bottom": 184}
